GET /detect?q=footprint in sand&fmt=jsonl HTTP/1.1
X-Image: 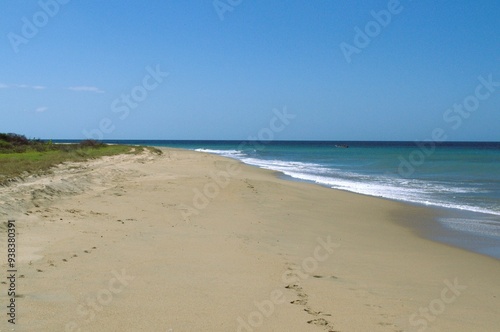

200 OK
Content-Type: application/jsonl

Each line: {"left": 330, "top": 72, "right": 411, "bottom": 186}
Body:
{"left": 285, "top": 284, "right": 303, "bottom": 291}
{"left": 308, "top": 318, "right": 329, "bottom": 326}
{"left": 313, "top": 275, "right": 338, "bottom": 280}
{"left": 285, "top": 266, "right": 336, "bottom": 331}
{"left": 307, "top": 318, "right": 338, "bottom": 332}
{"left": 304, "top": 307, "right": 321, "bottom": 315}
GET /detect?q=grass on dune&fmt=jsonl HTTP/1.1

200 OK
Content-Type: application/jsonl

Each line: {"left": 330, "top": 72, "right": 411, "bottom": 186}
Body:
{"left": 0, "top": 133, "right": 162, "bottom": 185}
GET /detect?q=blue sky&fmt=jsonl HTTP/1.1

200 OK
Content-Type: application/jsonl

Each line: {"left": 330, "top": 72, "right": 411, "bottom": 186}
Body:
{"left": 0, "top": 0, "right": 499, "bottom": 140}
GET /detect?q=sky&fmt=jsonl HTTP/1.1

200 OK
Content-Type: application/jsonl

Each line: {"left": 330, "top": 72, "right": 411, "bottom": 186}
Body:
{"left": 0, "top": 0, "right": 499, "bottom": 141}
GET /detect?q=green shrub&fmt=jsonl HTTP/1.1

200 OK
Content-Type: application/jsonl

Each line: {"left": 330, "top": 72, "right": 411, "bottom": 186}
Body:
{"left": 79, "top": 139, "right": 105, "bottom": 148}
{"left": 0, "top": 140, "right": 13, "bottom": 151}
{"left": 0, "top": 133, "right": 30, "bottom": 146}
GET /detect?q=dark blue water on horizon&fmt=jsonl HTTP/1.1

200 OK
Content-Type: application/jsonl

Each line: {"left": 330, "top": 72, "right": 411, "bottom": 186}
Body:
{"left": 54, "top": 140, "right": 500, "bottom": 259}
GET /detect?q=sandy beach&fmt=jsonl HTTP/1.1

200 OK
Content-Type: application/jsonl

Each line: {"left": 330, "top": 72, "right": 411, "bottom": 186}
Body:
{"left": 1, "top": 147, "right": 499, "bottom": 331}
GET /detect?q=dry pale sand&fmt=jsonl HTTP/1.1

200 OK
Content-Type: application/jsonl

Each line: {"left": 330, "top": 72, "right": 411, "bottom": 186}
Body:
{"left": 0, "top": 148, "right": 499, "bottom": 332}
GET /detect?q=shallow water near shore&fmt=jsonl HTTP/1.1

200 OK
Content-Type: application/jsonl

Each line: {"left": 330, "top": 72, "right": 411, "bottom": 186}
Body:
{"left": 55, "top": 140, "right": 500, "bottom": 259}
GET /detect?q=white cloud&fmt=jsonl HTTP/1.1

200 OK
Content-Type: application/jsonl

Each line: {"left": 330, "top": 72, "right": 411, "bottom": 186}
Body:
{"left": 0, "top": 84, "right": 102, "bottom": 92}
{"left": 35, "top": 106, "right": 48, "bottom": 113}
{"left": 67, "top": 86, "right": 105, "bottom": 93}
{"left": 0, "top": 84, "right": 46, "bottom": 90}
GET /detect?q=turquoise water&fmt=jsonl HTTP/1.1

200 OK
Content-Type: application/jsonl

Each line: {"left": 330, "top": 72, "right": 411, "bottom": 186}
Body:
{"left": 56, "top": 140, "right": 500, "bottom": 258}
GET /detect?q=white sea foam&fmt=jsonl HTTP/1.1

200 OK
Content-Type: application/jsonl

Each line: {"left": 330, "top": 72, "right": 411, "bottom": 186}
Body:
{"left": 195, "top": 148, "right": 500, "bottom": 217}
{"left": 439, "top": 217, "right": 500, "bottom": 237}
{"left": 194, "top": 148, "right": 245, "bottom": 158}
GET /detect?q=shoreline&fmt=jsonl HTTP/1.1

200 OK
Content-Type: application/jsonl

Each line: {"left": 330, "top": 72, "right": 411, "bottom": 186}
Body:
{"left": 197, "top": 148, "right": 500, "bottom": 261}
{"left": 1, "top": 147, "right": 499, "bottom": 331}
{"left": 187, "top": 146, "right": 500, "bottom": 260}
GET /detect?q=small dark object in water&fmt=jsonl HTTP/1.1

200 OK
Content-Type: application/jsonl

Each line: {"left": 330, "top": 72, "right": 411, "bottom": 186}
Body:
{"left": 335, "top": 144, "right": 349, "bottom": 148}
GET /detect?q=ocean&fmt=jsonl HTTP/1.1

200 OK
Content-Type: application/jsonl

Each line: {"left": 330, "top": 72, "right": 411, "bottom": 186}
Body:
{"left": 57, "top": 140, "right": 500, "bottom": 259}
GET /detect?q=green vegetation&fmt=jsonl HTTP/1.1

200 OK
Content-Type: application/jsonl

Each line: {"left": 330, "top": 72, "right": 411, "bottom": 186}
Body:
{"left": 0, "top": 133, "right": 162, "bottom": 185}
